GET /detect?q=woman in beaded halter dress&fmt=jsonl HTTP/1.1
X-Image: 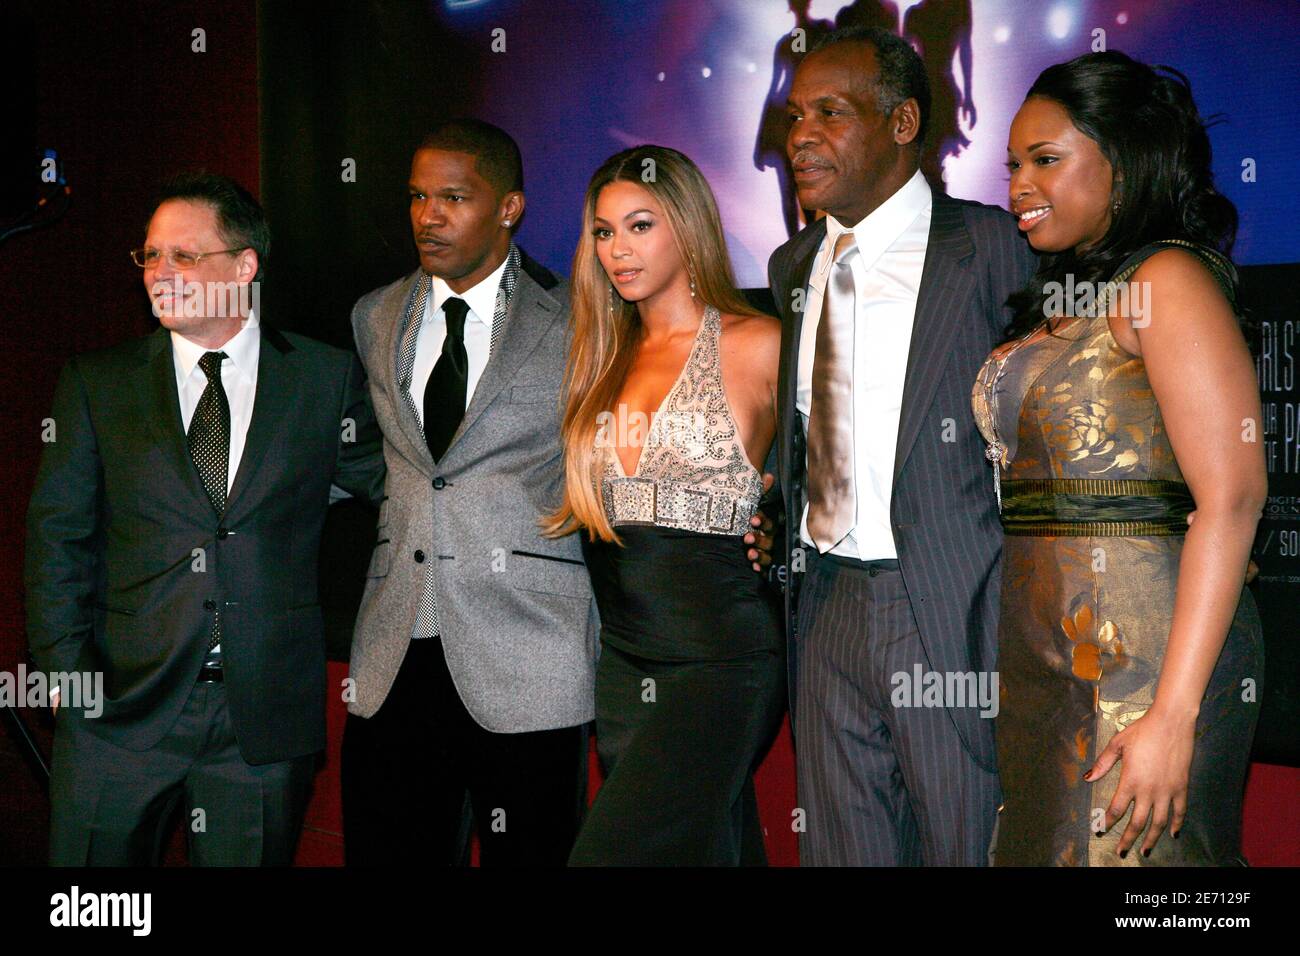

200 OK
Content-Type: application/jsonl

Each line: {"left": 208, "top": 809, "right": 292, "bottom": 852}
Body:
{"left": 973, "top": 52, "right": 1265, "bottom": 866}
{"left": 544, "top": 146, "right": 786, "bottom": 865}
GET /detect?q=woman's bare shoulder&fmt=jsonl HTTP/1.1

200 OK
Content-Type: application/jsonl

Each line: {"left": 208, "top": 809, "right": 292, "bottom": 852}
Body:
{"left": 721, "top": 311, "right": 782, "bottom": 350}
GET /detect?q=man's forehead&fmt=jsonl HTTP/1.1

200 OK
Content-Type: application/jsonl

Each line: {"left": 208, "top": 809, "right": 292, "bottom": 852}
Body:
{"left": 792, "top": 44, "right": 879, "bottom": 98}
{"left": 411, "top": 147, "right": 485, "bottom": 183}
{"left": 147, "top": 199, "right": 219, "bottom": 235}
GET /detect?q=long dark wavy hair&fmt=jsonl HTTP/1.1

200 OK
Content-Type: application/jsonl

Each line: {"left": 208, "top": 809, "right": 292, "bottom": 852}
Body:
{"left": 1004, "top": 51, "right": 1239, "bottom": 341}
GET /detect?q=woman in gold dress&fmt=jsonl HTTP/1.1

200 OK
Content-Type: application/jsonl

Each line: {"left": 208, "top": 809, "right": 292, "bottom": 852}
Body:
{"left": 973, "top": 51, "right": 1266, "bottom": 866}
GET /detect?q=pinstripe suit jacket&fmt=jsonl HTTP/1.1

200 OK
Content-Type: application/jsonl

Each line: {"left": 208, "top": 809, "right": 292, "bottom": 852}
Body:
{"left": 768, "top": 186, "right": 1037, "bottom": 774}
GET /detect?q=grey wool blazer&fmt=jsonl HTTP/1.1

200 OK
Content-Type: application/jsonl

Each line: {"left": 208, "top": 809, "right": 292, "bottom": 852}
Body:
{"left": 347, "top": 248, "right": 598, "bottom": 733}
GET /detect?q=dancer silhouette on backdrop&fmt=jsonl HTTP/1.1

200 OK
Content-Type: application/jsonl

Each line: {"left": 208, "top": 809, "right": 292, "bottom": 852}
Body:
{"left": 839, "top": 0, "right": 974, "bottom": 186}
{"left": 758, "top": 0, "right": 975, "bottom": 230}
{"left": 904, "top": 0, "right": 976, "bottom": 187}
{"left": 834, "top": 0, "right": 897, "bottom": 31}
{"left": 754, "top": 0, "right": 834, "bottom": 237}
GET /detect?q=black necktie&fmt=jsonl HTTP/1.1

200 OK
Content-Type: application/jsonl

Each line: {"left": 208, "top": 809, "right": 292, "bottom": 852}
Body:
{"left": 188, "top": 350, "right": 230, "bottom": 654}
{"left": 189, "top": 351, "right": 230, "bottom": 514}
{"left": 423, "top": 297, "right": 470, "bottom": 463}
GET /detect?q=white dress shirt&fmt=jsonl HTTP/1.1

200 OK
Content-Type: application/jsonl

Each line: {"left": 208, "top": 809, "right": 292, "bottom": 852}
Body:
{"left": 172, "top": 314, "right": 261, "bottom": 493}
{"left": 171, "top": 313, "right": 261, "bottom": 658}
{"left": 407, "top": 255, "right": 507, "bottom": 427}
{"left": 796, "top": 167, "right": 932, "bottom": 560}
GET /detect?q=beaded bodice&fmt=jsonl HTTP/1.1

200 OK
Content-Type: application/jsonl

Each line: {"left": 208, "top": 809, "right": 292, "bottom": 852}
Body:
{"left": 600, "top": 306, "right": 764, "bottom": 536}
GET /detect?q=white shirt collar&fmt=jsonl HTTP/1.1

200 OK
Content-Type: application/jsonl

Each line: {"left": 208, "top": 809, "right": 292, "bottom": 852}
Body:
{"left": 171, "top": 312, "right": 261, "bottom": 382}
{"left": 429, "top": 253, "right": 510, "bottom": 327}
{"left": 824, "top": 167, "right": 931, "bottom": 271}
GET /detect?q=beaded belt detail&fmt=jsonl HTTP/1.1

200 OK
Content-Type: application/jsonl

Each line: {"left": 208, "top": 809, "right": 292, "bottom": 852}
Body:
{"left": 1000, "top": 478, "right": 1194, "bottom": 537}
{"left": 604, "top": 475, "right": 760, "bottom": 536}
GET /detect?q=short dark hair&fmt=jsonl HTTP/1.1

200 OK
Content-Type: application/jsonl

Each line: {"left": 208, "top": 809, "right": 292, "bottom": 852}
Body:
{"left": 153, "top": 171, "right": 270, "bottom": 281}
{"left": 810, "top": 26, "right": 931, "bottom": 145}
{"left": 418, "top": 118, "right": 524, "bottom": 198}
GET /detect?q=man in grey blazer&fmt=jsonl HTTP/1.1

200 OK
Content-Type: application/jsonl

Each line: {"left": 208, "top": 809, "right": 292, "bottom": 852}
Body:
{"left": 341, "top": 119, "right": 598, "bottom": 866}
{"left": 765, "top": 27, "right": 1036, "bottom": 865}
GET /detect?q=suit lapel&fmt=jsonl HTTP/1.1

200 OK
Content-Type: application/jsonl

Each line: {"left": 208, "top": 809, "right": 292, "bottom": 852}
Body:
{"left": 385, "top": 270, "right": 435, "bottom": 470}
{"left": 144, "top": 328, "right": 211, "bottom": 512}
{"left": 224, "top": 327, "right": 298, "bottom": 521}
{"left": 383, "top": 249, "right": 560, "bottom": 467}
{"left": 452, "top": 267, "right": 562, "bottom": 445}
{"left": 143, "top": 325, "right": 300, "bottom": 521}
{"left": 776, "top": 219, "right": 826, "bottom": 494}
{"left": 892, "top": 191, "right": 976, "bottom": 483}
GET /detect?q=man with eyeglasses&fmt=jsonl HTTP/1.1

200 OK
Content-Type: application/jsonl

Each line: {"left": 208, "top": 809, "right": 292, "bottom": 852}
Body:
{"left": 25, "top": 171, "right": 384, "bottom": 865}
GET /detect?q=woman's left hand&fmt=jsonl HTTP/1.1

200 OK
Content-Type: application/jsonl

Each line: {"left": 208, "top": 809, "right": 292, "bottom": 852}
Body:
{"left": 1084, "top": 706, "right": 1197, "bottom": 858}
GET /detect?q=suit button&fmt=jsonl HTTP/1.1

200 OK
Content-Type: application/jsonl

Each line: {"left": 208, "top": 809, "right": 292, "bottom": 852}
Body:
{"left": 414, "top": 550, "right": 425, "bottom": 563}
{"left": 216, "top": 527, "right": 229, "bottom": 539}
{"left": 432, "top": 477, "right": 446, "bottom": 490}
{"left": 203, "top": 599, "right": 216, "bottom": 610}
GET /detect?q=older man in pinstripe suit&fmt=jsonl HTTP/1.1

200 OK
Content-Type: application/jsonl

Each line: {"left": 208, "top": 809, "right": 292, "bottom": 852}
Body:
{"left": 763, "top": 27, "right": 1036, "bottom": 865}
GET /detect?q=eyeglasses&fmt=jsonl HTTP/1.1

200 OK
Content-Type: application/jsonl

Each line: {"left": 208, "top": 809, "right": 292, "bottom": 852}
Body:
{"left": 130, "top": 247, "right": 248, "bottom": 269}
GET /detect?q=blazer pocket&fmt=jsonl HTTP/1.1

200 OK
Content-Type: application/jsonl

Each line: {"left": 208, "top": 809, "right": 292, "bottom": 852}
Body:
{"left": 93, "top": 602, "right": 137, "bottom": 616}
{"left": 510, "top": 385, "right": 552, "bottom": 404}
{"left": 508, "top": 550, "right": 590, "bottom": 600}
{"left": 366, "top": 538, "right": 393, "bottom": 578}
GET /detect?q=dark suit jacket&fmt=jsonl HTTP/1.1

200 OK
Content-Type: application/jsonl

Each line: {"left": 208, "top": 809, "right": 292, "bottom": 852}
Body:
{"left": 25, "top": 325, "right": 385, "bottom": 765}
{"left": 767, "top": 187, "right": 1037, "bottom": 774}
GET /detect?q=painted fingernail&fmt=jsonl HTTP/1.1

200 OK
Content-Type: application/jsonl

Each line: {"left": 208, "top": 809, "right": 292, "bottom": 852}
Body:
{"left": 1173, "top": 830, "right": 1180, "bottom": 839}
{"left": 1143, "top": 848, "right": 1151, "bottom": 857}
{"left": 1119, "top": 849, "right": 1128, "bottom": 859}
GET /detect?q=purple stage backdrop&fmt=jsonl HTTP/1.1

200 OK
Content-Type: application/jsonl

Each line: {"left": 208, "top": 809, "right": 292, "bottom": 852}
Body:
{"left": 423, "top": 0, "right": 1300, "bottom": 761}
{"left": 434, "top": 0, "right": 1299, "bottom": 286}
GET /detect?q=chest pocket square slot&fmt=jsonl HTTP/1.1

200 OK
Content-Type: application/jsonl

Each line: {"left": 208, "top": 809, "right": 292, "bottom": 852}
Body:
{"left": 510, "top": 385, "right": 552, "bottom": 404}
{"left": 366, "top": 538, "right": 392, "bottom": 578}
{"left": 93, "top": 603, "right": 138, "bottom": 616}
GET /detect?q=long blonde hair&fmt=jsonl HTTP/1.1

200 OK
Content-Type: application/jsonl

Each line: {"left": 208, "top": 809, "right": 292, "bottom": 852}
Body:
{"left": 542, "top": 145, "right": 762, "bottom": 543}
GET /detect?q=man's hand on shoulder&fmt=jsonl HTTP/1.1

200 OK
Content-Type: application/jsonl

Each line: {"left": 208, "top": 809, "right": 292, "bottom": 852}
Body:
{"left": 744, "top": 472, "right": 777, "bottom": 573}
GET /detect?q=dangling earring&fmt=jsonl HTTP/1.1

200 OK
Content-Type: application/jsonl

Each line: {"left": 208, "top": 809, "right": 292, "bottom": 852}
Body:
{"left": 688, "top": 269, "right": 697, "bottom": 298}
{"left": 608, "top": 283, "right": 616, "bottom": 316}
{"left": 1111, "top": 198, "right": 1122, "bottom": 214}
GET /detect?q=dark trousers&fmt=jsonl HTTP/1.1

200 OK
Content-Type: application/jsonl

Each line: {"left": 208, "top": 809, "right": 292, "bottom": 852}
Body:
{"left": 794, "top": 552, "right": 1000, "bottom": 866}
{"left": 341, "top": 637, "right": 587, "bottom": 866}
{"left": 568, "top": 643, "right": 784, "bottom": 866}
{"left": 48, "top": 681, "right": 315, "bottom": 866}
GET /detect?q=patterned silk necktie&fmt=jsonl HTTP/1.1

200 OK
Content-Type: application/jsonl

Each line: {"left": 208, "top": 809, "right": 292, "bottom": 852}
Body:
{"left": 423, "top": 297, "right": 470, "bottom": 463}
{"left": 806, "top": 232, "right": 859, "bottom": 551}
{"left": 188, "top": 350, "right": 230, "bottom": 651}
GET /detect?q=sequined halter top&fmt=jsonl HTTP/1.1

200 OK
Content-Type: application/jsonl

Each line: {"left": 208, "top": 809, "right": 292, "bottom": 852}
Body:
{"left": 600, "top": 305, "right": 765, "bottom": 537}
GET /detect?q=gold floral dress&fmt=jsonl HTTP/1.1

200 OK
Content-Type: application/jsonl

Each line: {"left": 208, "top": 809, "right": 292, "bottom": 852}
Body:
{"left": 971, "top": 242, "right": 1264, "bottom": 866}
